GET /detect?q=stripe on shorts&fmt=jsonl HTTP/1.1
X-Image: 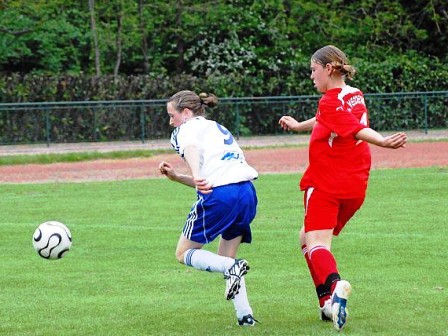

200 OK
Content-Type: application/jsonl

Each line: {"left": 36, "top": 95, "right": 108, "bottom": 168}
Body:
{"left": 183, "top": 195, "right": 203, "bottom": 239}
{"left": 305, "top": 187, "right": 314, "bottom": 215}
{"left": 200, "top": 196, "right": 208, "bottom": 244}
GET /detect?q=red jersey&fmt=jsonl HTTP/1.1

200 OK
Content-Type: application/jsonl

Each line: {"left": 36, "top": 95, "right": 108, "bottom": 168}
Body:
{"left": 300, "top": 86, "right": 371, "bottom": 198}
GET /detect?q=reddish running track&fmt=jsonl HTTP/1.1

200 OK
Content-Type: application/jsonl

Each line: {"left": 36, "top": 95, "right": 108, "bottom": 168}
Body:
{"left": 0, "top": 142, "right": 446, "bottom": 184}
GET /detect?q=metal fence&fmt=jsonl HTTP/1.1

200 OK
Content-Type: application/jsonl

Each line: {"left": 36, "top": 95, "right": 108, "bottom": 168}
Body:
{"left": 0, "top": 91, "right": 447, "bottom": 146}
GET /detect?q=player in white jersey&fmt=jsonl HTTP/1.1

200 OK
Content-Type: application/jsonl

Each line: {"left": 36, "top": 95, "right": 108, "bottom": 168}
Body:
{"left": 159, "top": 90, "right": 259, "bottom": 327}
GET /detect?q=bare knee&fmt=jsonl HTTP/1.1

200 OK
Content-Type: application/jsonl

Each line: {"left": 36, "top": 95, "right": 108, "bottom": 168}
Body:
{"left": 175, "top": 235, "right": 203, "bottom": 264}
{"left": 305, "top": 229, "right": 333, "bottom": 250}
{"left": 299, "top": 226, "right": 306, "bottom": 246}
{"left": 175, "top": 249, "right": 185, "bottom": 264}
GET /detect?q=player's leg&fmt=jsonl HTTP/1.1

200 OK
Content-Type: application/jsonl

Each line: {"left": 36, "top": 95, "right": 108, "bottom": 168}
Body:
{"left": 177, "top": 234, "right": 236, "bottom": 272}
{"left": 219, "top": 181, "right": 256, "bottom": 302}
{"left": 219, "top": 235, "right": 250, "bottom": 301}
{"left": 306, "top": 229, "right": 338, "bottom": 318}
{"left": 304, "top": 189, "right": 340, "bottom": 292}
{"left": 219, "top": 181, "right": 258, "bottom": 326}
{"left": 217, "top": 234, "right": 241, "bottom": 257}
{"left": 299, "top": 226, "right": 332, "bottom": 321}
{"left": 304, "top": 187, "right": 346, "bottom": 324}
{"left": 306, "top": 229, "right": 337, "bottom": 292}
{"left": 219, "top": 236, "right": 255, "bottom": 326}
{"left": 218, "top": 236, "right": 249, "bottom": 299}
{"left": 218, "top": 236, "right": 249, "bottom": 297}
{"left": 175, "top": 235, "right": 202, "bottom": 263}
{"left": 329, "top": 197, "right": 363, "bottom": 330}
{"left": 178, "top": 190, "right": 241, "bottom": 273}
{"left": 307, "top": 195, "right": 364, "bottom": 330}
{"left": 302, "top": 188, "right": 337, "bottom": 320}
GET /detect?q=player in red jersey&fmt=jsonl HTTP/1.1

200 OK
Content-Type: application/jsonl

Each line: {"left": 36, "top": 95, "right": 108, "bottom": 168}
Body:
{"left": 279, "top": 45, "right": 407, "bottom": 331}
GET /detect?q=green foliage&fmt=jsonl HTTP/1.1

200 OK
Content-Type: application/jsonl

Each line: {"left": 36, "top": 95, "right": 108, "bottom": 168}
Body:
{"left": 1, "top": 1, "right": 447, "bottom": 77}
{"left": 0, "top": 168, "right": 447, "bottom": 335}
{"left": 0, "top": 0, "right": 447, "bottom": 137}
{"left": 0, "top": 1, "right": 90, "bottom": 74}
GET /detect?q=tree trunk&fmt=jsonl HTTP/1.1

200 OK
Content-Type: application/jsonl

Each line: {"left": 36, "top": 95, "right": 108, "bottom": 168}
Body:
{"left": 138, "top": 0, "right": 149, "bottom": 73}
{"left": 88, "top": 0, "right": 101, "bottom": 76}
{"left": 113, "top": 6, "right": 123, "bottom": 80}
{"left": 174, "top": 2, "right": 184, "bottom": 72}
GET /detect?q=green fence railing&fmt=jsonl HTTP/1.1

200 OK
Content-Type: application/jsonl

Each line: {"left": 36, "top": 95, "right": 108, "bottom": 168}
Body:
{"left": 0, "top": 91, "right": 446, "bottom": 146}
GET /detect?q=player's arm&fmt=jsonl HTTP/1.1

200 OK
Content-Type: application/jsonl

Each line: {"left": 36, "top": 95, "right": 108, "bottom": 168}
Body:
{"left": 279, "top": 116, "right": 316, "bottom": 132}
{"left": 355, "top": 128, "right": 407, "bottom": 149}
{"left": 158, "top": 161, "right": 196, "bottom": 188}
{"left": 183, "top": 144, "right": 213, "bottom": 194}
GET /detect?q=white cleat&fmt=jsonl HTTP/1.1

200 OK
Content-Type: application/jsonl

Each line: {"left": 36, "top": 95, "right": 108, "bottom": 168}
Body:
{"left": 331, "top": 280, "right": 352, "bottom": 331}
{"left": 224, "top": 259, "right": 249, "bottom": 300}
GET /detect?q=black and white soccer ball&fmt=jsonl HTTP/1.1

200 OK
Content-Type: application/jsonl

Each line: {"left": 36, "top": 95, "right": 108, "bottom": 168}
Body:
{"left": 32, "top": 221, "right": 72, "bottom": 260}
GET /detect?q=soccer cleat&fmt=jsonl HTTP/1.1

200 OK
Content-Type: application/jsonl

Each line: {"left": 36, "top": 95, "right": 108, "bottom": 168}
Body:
{"left": 224, "top": 259, "right": 250, "bottom": 300}
{"left": 237, "top": 314, "right": 258, "bottom": 326}
{"left": 319, "top": 299, "right": 332, "bottom": 322}
{"left": 331, "top": 280, "right": 352, "bottom": 331}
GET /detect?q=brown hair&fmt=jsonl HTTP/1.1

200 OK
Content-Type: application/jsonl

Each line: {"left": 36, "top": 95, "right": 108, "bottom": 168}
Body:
{"left": 311, "top": 45, "right": 356, "bottom": 80}
{"left": 168, "top": 90, "right": 218, "bottom": 116}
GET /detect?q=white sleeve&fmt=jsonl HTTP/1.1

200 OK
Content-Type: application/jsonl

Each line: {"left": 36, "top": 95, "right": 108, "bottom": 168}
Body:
{"left": 176, "top": 123, "right": 201, "bottom": 157}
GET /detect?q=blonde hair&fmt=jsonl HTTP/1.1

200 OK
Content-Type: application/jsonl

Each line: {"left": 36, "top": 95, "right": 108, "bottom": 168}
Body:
{"left": 311, "top": 45, "right": 356, "bottom": 80}
{"left": 168, "top": 90, "right": 218, "bottom": 116}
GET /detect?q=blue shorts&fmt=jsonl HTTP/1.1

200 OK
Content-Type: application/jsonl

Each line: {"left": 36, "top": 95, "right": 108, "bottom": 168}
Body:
{"left": 182, "top": 181, "right": 257, "bottom": 244}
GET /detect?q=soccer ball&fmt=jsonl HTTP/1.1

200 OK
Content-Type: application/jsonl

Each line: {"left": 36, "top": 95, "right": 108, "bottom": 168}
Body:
{"left": 32, "top": 221, "right": 72, "bottom": 260}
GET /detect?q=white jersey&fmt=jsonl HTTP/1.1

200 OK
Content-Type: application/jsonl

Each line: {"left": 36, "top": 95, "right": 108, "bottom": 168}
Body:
{"left": 170, "top": 116, "right": 258, "bottom": 187}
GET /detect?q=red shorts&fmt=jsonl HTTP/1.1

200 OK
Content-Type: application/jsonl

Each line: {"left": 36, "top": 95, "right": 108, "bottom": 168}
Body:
{"left": 303, "top": 188, "right": 365, "bottom": 235}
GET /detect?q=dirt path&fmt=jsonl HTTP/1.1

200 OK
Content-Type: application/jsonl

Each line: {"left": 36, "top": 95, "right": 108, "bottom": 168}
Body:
{"left": 0, "top": 139, "right": 446, "bottom": 184}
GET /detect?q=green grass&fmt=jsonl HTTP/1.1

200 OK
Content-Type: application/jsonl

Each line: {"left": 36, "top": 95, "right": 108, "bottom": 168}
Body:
{"left": 0, "top": 167, "right": 447, "bottom": 335}
{"left": 0, "top": 149, "right": 172, "bottom": 166}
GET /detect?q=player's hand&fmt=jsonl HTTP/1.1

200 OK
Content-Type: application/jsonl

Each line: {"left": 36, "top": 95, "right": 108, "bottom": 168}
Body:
{"left": 159, "top": 161, "right": 178, "bottom": 181}
{"left": 279, "top": 116, "right": 300, "bottom": 131}
{"left": 382, "top": 132, "right": 407, "bottom": 149}
{"left": 193, "top": 177, "right": 213, "bottom": 194}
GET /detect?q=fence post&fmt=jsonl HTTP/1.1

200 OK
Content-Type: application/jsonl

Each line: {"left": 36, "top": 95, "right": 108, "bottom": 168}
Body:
{"left": 235, "top": 103, "right": 240, "bottom": 140}
{"left": 93, "top": 108, "right": 98, "bottom": 142}
{"left": 140, "top": 105, "right": 145, "bottom": 144}
{"left": 45, "top": 109, "right": 51, "bottom": 147}
{"left": 423, "top": 94, "right": 428, "bottom": 134}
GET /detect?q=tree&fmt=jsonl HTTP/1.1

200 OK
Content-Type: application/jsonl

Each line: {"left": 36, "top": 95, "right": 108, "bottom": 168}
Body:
{"left": 89, "top": 0, "right": 101, "bottom": 76}
{"left": 0, "top": 0, "right": 447, "bottom": 96}
{"left": 113, "top": 0, "right": 123, "bottom": 79}
{"left": 138, "top": 0, "right": 149, "bottom": 73}
{"left": 0, "top": 0, "right": 90, "bottom": 73}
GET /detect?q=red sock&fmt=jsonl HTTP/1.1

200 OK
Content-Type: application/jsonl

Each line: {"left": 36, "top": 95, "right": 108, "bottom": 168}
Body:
{"left": 301, "top": 244, "right": 319, "bottom": 286}
{"left": 309, "top": 245, "right": 340, "bottom": 296}
{"left": 302, "top": 245, "right": 331, "bottom": 307}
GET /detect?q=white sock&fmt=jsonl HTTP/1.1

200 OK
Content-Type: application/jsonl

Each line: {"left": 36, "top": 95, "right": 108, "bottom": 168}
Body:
{"left": 232, "top": 277, "right": 253, "bottom": 319}
{"left": 184, "top": 249, "right": 234, "bottom": 273}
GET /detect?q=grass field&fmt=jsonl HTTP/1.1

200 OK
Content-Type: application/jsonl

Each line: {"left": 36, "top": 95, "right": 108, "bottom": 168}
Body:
{"left": 0, "top": 167, "right": 446, "bottom": 335}
{"left": 0, "top": 149, "right": 172, "bottom": 166}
